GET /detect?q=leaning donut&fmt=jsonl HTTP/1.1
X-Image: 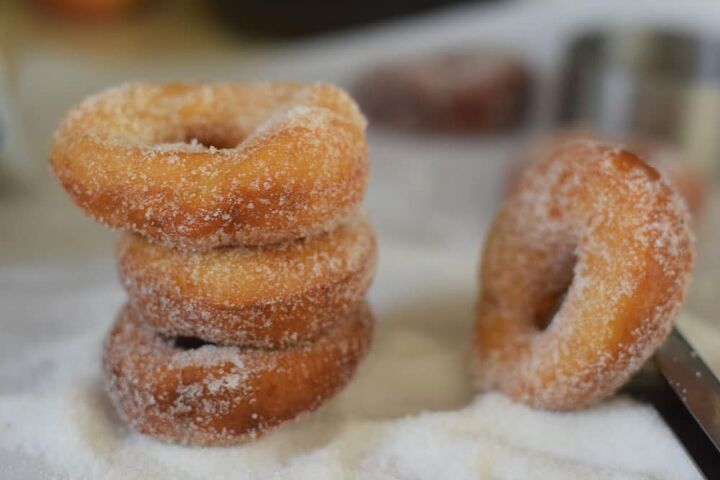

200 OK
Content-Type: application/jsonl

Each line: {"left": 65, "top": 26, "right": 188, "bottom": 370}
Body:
{"left": 104, "top": 302, "right": 374, "bottom": 446}
{"left": 118, "top": 211, "right": 377, "bottom": 348}
{"left": 51, "top": 82, "right": 368, "bottom": 249}
{"left": 474, "top": 140, "right": 694, "bottom": 410}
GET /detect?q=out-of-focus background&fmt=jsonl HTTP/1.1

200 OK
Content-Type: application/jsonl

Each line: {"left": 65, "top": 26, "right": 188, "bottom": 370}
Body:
{"left": 2, "top": 1, "right": 720, "bottom": 337}
{"left": 4, "top": 0, "right": 720, "bottom": 318}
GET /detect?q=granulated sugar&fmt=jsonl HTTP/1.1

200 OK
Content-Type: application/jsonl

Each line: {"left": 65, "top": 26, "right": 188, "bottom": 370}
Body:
{"left": 0, "top": 247, "right": 701, "bottom": 479}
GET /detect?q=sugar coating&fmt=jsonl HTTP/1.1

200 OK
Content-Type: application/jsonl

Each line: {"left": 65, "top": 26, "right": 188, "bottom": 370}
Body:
{"left": 117, "top": 211, "right": 378, "bottom": 347}
{"left": 103, "top": 302, "right": 374, "bottom": 446}
{"left": 50, "top": 82, "right": 369, "bottom": 250}
{"left": 474, "top": 139, "right": 694, "bottom": 410}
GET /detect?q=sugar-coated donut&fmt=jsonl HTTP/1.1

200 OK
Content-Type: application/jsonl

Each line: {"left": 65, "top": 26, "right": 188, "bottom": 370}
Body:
{"left": 118, "top": 212, "right": 377, "bottom": 348}
{"left": 355, "top": 50, "right": 530, "bottom": 133}
{"left": 104, "top": 302, "right": 374, "bottom": 446}
{"left": 474, "top": 140, "right": 694, "bottom": 410}
{"left": 51, "top": 82, "right": 368, "bottom": 250}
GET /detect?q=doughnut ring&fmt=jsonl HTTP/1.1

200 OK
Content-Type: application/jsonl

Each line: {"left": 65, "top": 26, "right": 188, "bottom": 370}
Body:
{"left": 51, "top": 82, "right": 368, "bottom": 250}
{"left": 474, "top": 140, "right": 694, "bottom": 410}
{"left": 104, "top": 302, "right": 374, "bottom": 446}
{"left": 118, "top": 212, "right": 377, "bottom": 348}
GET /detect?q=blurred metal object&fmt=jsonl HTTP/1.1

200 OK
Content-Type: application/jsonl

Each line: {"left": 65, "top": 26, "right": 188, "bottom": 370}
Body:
{"left": 0, "top": 45, "right": 28, "bottom": 195}
{"left": 656, "top": 329, "right": 720, "bottom": 454}
{"left": 559, "top": 29, "right": 720, "bottom": 177}
{"left": 626, "top": 332, "right": 720, "bottom": 479}
{"left": 0, "top": 54, "right": 15, "bottom": 194}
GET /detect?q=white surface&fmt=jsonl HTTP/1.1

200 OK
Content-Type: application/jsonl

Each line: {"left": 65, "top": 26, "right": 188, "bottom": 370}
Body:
{"left": 0, "top": 245, "right": 702, "bottom": 480}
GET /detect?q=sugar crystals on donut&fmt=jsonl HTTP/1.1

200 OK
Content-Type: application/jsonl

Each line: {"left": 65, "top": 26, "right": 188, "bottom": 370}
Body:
{"left": 118, "top": 211, "right": 377, "bottom": 348}
{"left": 51, "top": 82, "right": 369, "bottom": 250}
{"left": 473, "top": 140, "right": 694, "bottom": 410}
{"left": 104, "top": 303, "right": 374, "bottom": 446}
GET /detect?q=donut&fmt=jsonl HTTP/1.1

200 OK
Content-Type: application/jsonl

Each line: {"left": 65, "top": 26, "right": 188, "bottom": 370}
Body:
{"left": 117, "top": 212, "right": 377, "bottom": 348}
{"left": 474, "top": 140, "right": 694, "bottom": 410}
{"left": 505, "top": 130, "right": 706, "bottom": 216}
{"left": 50, "top": 82, "right": 368, "bottom": 249}
{"left": 104, "top": 302, "right": 374, "bottom": 446}
{"left": 355, "top": 50, "right": 531, "bottom": 133}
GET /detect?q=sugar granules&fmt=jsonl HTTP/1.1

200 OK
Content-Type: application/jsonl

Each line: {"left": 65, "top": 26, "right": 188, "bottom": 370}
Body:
{"left": 0, "top": 248, "right": 700, "bottom": 479}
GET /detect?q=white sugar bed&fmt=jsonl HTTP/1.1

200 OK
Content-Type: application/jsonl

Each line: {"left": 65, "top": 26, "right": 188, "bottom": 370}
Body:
{"left": 0, "top": 245, "right": 702, "bottom": 479}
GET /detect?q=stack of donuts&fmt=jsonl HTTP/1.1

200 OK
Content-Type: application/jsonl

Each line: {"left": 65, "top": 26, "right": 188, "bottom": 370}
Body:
{"left": 50, "top": 82, "right": 377, "bottom": 445}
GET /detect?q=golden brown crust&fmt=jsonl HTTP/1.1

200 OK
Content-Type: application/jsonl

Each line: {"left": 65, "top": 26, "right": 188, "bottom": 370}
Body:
{"left": 104, "top": 302, "right": 374, "bottom": 446}
{"left": 117, "top": 212, "right": 377, "bottom": 348}
{"left": 474, "top": 140, "right": 694, "bottom": 410}
{"left": 50, "top": 82, "right": 368, "bottom": 250}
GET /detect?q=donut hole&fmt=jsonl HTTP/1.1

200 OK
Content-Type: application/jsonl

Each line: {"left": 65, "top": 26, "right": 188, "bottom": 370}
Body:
{"left": 173, "top": 335, "right": 216, "bottom": 350}
{"left": 533, "top": 256, "right": 576, "bottom": 331}
{"left": 534, "top": 288, "right": 569, "bottom": 330}
{"left": 182, "top": 125, "right": 245, "bottom": 150}
{"left": 153, "top": 123, "right": 247, "bottom": 150}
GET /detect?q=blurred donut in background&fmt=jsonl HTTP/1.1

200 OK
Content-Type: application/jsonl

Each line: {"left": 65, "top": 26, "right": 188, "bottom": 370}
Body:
{"left": 26, "top": 0, "right": 140, "bottom": 19}
{"left": 504, "top": 129, "right": 706, "bottom": 217}
{"left": 355, "top": 50, "right": 531, "bottom": 134}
